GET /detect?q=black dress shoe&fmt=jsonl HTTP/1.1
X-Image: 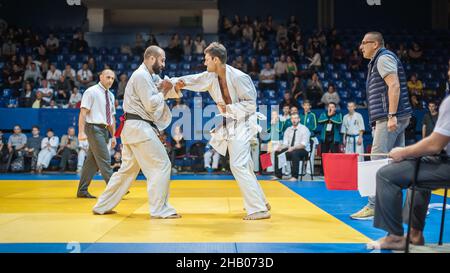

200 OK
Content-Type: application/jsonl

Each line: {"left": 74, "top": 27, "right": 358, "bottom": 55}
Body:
{"left": 77, "top": 193, "right": 96, "bottom": 199}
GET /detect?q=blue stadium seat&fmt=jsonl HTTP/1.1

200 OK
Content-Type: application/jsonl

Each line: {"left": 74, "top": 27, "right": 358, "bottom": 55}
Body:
{"left": 338, "top": 90, "right": 349, "bottom": 99}
{"left": 2, "top": 88, "right": 12, "bottom": 99}
{"left": 317, "top": 72, "right": 325, "bottom": 80}
{"left": 344, "top": 72, "right": 352, "bottom": 80}
{"left": 130, "top": 63, "right": 139, "bottom": 70}
{"left": 335, "top": 80, "right": 344, "bottom": 88}
{"left": 168, "top": 63, "right": 178, "bottom": 70}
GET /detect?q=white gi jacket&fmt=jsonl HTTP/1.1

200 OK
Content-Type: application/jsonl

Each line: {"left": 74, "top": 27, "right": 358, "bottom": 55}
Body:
{"left": 121, "top": 64, "right": 180, "bottom": 145}
{"left": 173, "top": 65, "right": 265, "bottom": 155}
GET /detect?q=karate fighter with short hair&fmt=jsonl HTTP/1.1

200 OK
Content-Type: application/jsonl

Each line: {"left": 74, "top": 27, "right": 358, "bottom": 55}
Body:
{"left": 175, "top": 42, "right": 271, "bottom": 220}
{"left": 341, "top": 101, "right": 365, "bottom": 161}
{"left": 93, "top": 46, "right": 181, "bottom": 219}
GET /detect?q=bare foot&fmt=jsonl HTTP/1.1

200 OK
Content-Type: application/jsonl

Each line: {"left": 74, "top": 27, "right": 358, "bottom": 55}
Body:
{"left": 92, "top": 210, "right": 117, "bottom": 215}
{"left": 287, "top": 177, "right": 298, "bottom": 182}
{"left": 409, "top": 228, "right": 425, "bottom": 245}
{"left": 151, "top": 213, "right": 182, "bottom": 219}
{"left": 243, "top": 211, "right": 271, "bottom": 220}
{"left": 367, "top": 235, "right": 406, "bottom": 250}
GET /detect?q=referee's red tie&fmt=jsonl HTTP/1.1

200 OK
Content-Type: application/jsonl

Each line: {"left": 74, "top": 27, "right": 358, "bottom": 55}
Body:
{"left": 105, "top": 90, "right": 111, "bottom": 126}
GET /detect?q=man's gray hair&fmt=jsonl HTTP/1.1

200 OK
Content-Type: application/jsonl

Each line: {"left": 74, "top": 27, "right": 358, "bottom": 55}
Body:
{"left": 204, "top": 42, "right": 227, "bottom": 64}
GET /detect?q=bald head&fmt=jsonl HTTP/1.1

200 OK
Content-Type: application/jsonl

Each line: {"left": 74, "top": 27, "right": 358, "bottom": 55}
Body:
{"left": 143, "top": 46, "right": 166, "bottom": 74}
{"left": 99, "top": 69, "right": 116, "bottom": 90}
{"left": 144, "top": 46, "right": 164, "bottom": 60}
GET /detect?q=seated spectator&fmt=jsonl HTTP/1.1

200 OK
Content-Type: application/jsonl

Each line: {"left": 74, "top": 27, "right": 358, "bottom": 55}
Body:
{"left": 231, "top": 55, "right": 247, "bottom": 72}
{"left": 120, "top": 44, "right": 132, "bottom": 56}
{"left": 368, "top": 95, "right": 450, "bottom": 250}
{"left": 242, "top": 23, "right": 254, "bottom": 42}
{"left": 133, "top": 33, "right": 145, "bottom": 55}
{"left": 62, "top": 64, "right": 76, "bottom": 90}
{"left": 280, "top": 105, "right": 291, "bottom": 122}
{"left": 204, "top": 145, "right": 220, "bottom": 172}
{"left": 77, "top": 139, "right": 89, "bottom": 173}
{"left": 259, "top": 62, "right": 276, "bottom": 91}
{"left": 407, "top": 73, "right": 423, "bottom": 100}
{"left": 348, "top": 49, "right": 362, "bottom": 71}
{"left": 278, "top": 37, "right": 290, "bottom": 55}
{"left": 7, "top": 64, "right": 23, "bottom": 98}
{"left": 45, "top": 63, "right": 61, "bottom": 88}
{"left": 274, "top": 113, "right": 310, "bottom": 181}
{"left": 69, "top": 87, "right": 82, "bottom": 108}
{"left": 422, "top": 101, "right": 439, "bottom": 139}
{"left": 305, "top": 72, "right": 324, "bottom": 108}
{"left": 36, "top": 43, "right": 48, "bottom": 62}
{"left": 58, "top": 127, "right": 78, "bottom": 172}
{"left": 167, "top": 33, "right": 183, "bottom": 62}
{"left": 291, "top": 35, "right": 305, "bottom": 61}
{"left": 408, "top": 42, "right": 423, "bottom": 64}
{"left": 54, "top": 76, "right": 70, "bottom": 103}
{"left": 193, "top": 34, "right": 206, "bottom": 55}
{"left": 18, "top": 82, "right": 35, "bottom": 108}
{"left": 36, "top": 128, "right": 59, "bottom": 173}
{"left": 31, "top": 90, "right": 45, "bottom": 108}
{"left": 171, "top": 126, "right": 186, "bottom": 172}
{"left": 276, "top": 24, "right": 288, "bottom": 43}
{"left": 306, "top": 49, "right": 321, "bottom": 71}
{"left": 2, "top": 39, "right": 17, "bottom": 57}
{"left": 318, "top": 102, "right": 342, "bottom": 153}
{"left": 182, "top": 35, "right": 193, "bottom": 56}
{"left": 38, "top": 79, "right": 54, "bottom": 104}
{"left": 247, "top": 57, "right": 260, "bottom": 80}
{"left": 286, "top": 56, "right": 298, "bottom": 84}
{"left": 319, "top": 84, "right": 341, "bottom": 109}
{"left": 24, "top": 125, "right": 43, "bottom": 173}
{"left": 23, "top": 62, "right": 41, "bottom": 84}
{"left": 405, "top": 115, "right": 417, "bottom": 146}
{"left": 332, "top": 43, "right": 347, "bottom": 63}
{"left": 0, "top": 131, "right": 9, "bottom": 171}
{"left": 7, "top": 125, "right": 27, "bottom": 162}
{"left": 274, "top": 54, "right": 287, "bottom": 80}
{"left": 87, "top": 57, "right": 97, "bottom": 76}
{"left": 70, "top": 32, "right": 89, "bottom": 53}
{"left": 116, "top": 73, "right": 127, "bottom": 100}
{"left": 145, "top": 34, "right": 159, "bottom": 48}
{"left": 44, "top": 99, "right": 59, "bottom": 109}
{"left": 410, "top": 95, "right": 422, "bottom": 110}
{"left": 77, "top": 63, "right": 95, "bottom": 89}
{"left": 111, "top": 151, "right": 122, "bottom": 172}
{"left": 291, "top": 76, "right": 304, "bottom": 101}
{"left": 281, "top": 91, "right": 299, "bottom": 109}
{"left": 396, "top": 43, "right": 408, "bottom": 62}
{"left": 46, "top": 33, "right": 59, "bottom": 53}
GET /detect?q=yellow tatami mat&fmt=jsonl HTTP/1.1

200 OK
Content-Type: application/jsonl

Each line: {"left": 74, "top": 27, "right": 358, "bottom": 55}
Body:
{"left": 0, "top": 179, "right": 370, "bottom": 244}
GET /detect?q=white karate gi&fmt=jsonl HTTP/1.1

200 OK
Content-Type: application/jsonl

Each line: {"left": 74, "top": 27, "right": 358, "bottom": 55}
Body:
{"left": 37, "top": 136, "right": 59, "bottom": 168}
{"left": 341, "top": 112, "right": 365, "bottom": 162}
{"left": 77, "top": 139, "right": 89, "bottom": 170}
{"left": 93, "top": 64, "right": 178, "bottom": 217}
{"left": 174, "top": 65, "right": 268, "bottom": 215}
{"left": 204, "top": 145, "right": 220, "bottom": 169}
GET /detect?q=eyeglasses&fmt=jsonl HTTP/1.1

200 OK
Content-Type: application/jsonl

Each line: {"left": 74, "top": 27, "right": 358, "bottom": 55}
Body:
{"left": 361, "top": 40, "right": 376, "bottom": 45}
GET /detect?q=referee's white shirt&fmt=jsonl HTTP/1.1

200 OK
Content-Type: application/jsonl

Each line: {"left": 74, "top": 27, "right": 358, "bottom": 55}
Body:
{"left": 80, "top": 82, "right": 116, "bottom": 125}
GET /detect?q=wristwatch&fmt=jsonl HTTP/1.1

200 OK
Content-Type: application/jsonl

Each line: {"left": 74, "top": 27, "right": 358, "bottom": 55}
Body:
{"left": 387, "top": 113, "right": 397, "bottom": 119}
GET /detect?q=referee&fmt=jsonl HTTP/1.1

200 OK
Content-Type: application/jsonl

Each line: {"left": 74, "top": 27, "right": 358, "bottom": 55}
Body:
{"left": 77, "top": 69, "right": 116, "bottom": 198}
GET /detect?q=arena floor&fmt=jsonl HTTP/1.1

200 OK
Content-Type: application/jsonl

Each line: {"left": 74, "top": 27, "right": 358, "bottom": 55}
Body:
{"left": 0, "top": 174, "right": 448, "bottom": 253}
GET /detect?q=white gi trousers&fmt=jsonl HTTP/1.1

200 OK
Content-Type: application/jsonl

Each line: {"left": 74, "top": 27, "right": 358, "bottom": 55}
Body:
{"left": 204, "top": 149, "right": 220, "bottom": 169}
{"left": 344, "top": 135, "right": 365, "bottom": 162}
{"left": 227, "top": 124, "right": 268, "bottom": 215}
{"left": 93, "top": 129, "right": 176, "bottom": 217}
{"left": 37, "top": 149, "right": 56, "bottom": 168}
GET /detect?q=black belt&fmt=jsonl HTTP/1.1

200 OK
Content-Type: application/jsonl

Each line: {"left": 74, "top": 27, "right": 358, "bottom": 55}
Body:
{"left": 125, "top": 113, "right": 160, "bottom": 135}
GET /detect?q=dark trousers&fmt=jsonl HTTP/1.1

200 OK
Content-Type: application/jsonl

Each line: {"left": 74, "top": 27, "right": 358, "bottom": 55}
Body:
{"left": 274, "top": 148, "right": 308, "bottom": 179}
{"left": 59, "top": 147, "right": 77, "bottom": 171}
{"left": 321, "top": 140, "right": 340, "bottom": 154}
{"left": 77, "top": 123, "right": 113, "bottom": 194}
{"left": 374, "top": 156, "right": 450, "bottom": 236}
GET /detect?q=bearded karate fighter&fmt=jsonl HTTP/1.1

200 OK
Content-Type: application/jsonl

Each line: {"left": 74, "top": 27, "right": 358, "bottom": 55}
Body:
{"left": 92, "top": 46, "right": 181, "bottom": 219}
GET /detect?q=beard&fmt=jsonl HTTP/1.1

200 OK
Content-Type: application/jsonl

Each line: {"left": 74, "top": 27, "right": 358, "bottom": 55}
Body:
{"left": 152, "top": 61, "right": 162, "bottom": 74}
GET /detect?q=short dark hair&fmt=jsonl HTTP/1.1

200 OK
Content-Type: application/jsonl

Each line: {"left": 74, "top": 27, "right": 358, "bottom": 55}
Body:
{"left": 366, "top": 31, "right": 385, "bottom": 47}
{"left": 32, "top": 125, "right": 40, "bottom": 130}
{"left": 204, "top": 42, "right": 227, "bottom": 64}
{"left": 302, "top": 100, "right": 311, "bottom": 105}
{"left": 47, "top": 128, "right": 54, "bottom": 133}
{"left": 328, "top": 102, "right": 337, "bottom": 107}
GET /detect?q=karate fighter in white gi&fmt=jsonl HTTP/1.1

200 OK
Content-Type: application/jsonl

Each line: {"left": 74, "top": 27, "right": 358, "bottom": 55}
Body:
{"left": 93, "top": 46, "right": 181, "bottom": 219}
{"left": 175, "top": 42, "right": 271, "bottom": 220}
{"left": 341, "top": 101, "right": 365, "bottom": 161}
